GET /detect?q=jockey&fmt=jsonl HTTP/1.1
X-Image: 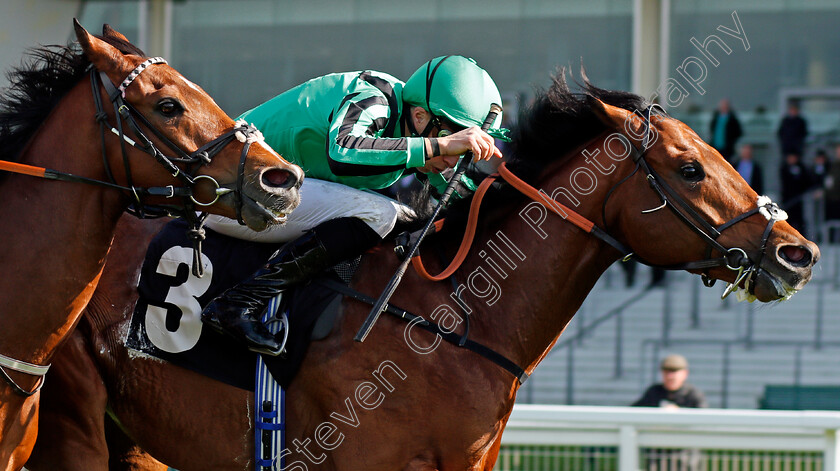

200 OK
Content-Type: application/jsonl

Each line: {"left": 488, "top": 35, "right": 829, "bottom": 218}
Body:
{"left": 201, "top": 55, "right": 506, "bottom": 355}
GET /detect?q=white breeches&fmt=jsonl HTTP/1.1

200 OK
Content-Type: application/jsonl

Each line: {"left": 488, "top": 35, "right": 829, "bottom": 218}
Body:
{"left": 205, "top": 178, "right": 416, "bottom": 243}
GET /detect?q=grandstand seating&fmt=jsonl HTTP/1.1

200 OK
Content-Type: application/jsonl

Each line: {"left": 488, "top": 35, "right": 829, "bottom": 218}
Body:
{"left": 519, "top": 244, "right": 840, "bottom": 410}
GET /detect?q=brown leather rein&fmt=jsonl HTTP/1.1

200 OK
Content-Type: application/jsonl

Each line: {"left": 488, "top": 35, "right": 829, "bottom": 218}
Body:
{"left": 411, "top": 162, "right": 600, "bottom": 280}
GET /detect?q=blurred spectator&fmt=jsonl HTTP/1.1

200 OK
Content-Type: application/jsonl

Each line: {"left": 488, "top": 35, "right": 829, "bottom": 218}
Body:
{"left": 620, "top": 260, "right": 665, "bottom": 288}
{"left": 777, "top": 102, "right": 808, "bottom": 159}
{"left": 732, "top": 143, "right": 764, "bottom": 195}
{"left": 811, "top": 149, "right": 831, "bottom": 228}
{"left": 811, "top": 149, "right": 831, "bottom": 189}
{"left": 633, "top": 354, "right": 707, "bottom": 409}
{"left": 780, "top": 153, "right": 811, "bottom": 233}
{"left": 709, "top": 98, "right": 743, "bottom": 160}
{"left": 825, "top": 145, "right": 840, "bottom": 238}
{"left": 633, "top": 354, "right": 706, "bottom": 471}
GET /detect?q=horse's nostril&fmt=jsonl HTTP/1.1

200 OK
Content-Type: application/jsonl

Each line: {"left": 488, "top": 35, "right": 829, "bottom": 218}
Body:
{"left": 262, "top": 168, "right": 295, "bottom": 189}
{"left": 779, "top": 245, "right": 812, "bottom": 268}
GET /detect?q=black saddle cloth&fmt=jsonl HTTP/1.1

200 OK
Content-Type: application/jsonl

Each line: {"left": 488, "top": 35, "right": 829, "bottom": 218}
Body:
{"left": 126, "top": 219, "right": 343, "bottom": 390}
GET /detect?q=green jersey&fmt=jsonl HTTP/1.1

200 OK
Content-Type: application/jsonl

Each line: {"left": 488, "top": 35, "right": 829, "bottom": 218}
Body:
{"left": 239, "top": 70, "right": 454, "bottom": 193}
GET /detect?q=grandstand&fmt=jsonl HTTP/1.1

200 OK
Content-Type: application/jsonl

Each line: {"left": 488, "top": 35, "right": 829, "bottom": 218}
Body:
{"left": 520, "top": 243, "right": 840, "bottom": 410}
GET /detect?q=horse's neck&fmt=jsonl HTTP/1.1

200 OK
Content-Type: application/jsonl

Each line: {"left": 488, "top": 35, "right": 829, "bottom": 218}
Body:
{"left": 0, "top": 79, "right": 124, "bottom": 364}
{"left": 464, "top": 143, "right": 630, "bottom": 380}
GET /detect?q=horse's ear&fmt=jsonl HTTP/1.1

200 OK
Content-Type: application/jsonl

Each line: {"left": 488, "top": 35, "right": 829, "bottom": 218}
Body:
{"left": 102, "top": 24, "right": 130, "bottom": 43}
{"left": 587, "top": 96, "right": 629, "bottom": 131}
{"left": 73, "top": 19, "right": 129, "bottom": 76}
{"left": 588, "top": 96, "right": 651, "bottom": 148}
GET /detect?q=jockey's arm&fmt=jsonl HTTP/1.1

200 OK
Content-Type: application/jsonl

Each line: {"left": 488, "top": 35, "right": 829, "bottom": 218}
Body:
{"left": 326, "top": 89, "right": 427, "bottom": 177}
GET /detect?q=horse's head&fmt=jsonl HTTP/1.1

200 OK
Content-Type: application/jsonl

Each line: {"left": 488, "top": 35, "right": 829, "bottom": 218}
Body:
{"left": 73, "top": 21, "right": 302, "bottom": 231}
{"left": 591, "top": 98, "right": 818, "bottom": 302}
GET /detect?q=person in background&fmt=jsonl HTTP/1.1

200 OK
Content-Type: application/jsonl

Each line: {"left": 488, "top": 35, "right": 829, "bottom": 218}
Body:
{"left": 811, "top": 149, "right": 831, "bottom": 189}
{"left": 620, "top": 260, "right": 666, "bottom": 288}
{"left": 777, "top": 102, "right": 808, "bottom": 160}
{"left": 824, "top": 145, "right": 840, "bottom": 240}
{"left": 780, "top": 153, "right": 811, "bottom": 233}
{"left": 633, "top": 354, "right": 707, "bottom": 409}
{"left": 811, "top": 149, "right": 831, "bottom": 230}
{"left": 709, "top": 98, "right": 743, "bottom": 160}
{"left": 732, "top": 143, "right": 764, "bottom": 195}
{"left": 633, "top": 354, "right": 706, "bottom": 471}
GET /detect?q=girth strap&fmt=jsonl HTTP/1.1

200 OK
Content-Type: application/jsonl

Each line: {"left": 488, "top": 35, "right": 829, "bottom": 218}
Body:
{"left": 318, "top": 278, "right": 529, "bottom": 384}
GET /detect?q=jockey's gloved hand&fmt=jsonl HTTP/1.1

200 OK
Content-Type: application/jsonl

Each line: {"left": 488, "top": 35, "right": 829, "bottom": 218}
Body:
{"left": 437, "top": 126, "right": 502, "bottom": 162}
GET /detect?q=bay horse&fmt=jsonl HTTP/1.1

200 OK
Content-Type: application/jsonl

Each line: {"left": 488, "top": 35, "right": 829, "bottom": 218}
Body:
{"left": 29, "top": 75, "right": 818, "bottom": 471}
{"left": 0, "top": 21, "right": 302, "bottom": 471}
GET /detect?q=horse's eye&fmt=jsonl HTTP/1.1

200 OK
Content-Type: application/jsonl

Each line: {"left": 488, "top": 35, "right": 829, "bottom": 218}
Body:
{"left": 680, "top": 163, "right": 704, "bottom": 181}
{"left": 157, "top": 99, "right": 182, "bottom": 117}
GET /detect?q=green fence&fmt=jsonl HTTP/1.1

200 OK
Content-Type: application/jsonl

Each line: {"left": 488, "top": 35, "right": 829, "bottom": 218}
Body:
{"left": 495, "top": 445, "right": 823, "bottom": 471}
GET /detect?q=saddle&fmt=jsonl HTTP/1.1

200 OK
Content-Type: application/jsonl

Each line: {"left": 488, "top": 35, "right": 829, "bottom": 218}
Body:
{"left": 126, "top": 219, "right": 347, "bottom": 390}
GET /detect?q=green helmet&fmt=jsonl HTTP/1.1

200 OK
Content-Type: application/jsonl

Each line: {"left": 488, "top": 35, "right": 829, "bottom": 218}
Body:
{"left": 403, "top": 55, "right": 503, "bottom": 132}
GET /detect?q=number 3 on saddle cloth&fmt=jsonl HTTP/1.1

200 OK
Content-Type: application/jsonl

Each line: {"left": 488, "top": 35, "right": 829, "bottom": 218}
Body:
{"left": 126, "top": 218, "right": 346, "bottom": 391}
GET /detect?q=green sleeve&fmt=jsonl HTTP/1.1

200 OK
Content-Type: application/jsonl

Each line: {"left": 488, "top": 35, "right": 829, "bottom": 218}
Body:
{"left": 327, "top": 87, "right": 427, "bottom": 175}
{"left": 425, "top": 160, "right": 478, "bottom": 201}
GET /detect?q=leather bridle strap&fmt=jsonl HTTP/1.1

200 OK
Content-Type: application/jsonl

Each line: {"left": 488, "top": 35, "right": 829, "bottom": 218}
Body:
{"left": 623, "top": 107, "right": 786, "bottom": 282}
{"left": 0, "top": 57, "right": 267, "bottom": 396}
{"left": 411, "top": 104, "right": 787, "bottom": 299}
{"left": 411, "top": 172, "right": 497, "bottom": 281}
{"left": 633, "top": 158, "right": 752, "bottom": 271}
{"left": 412, "top": 162, "right": 633, "bottom": 281}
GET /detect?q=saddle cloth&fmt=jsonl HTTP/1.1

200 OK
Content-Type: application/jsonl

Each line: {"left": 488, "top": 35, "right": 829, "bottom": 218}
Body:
{"left": 125, "top": 219, "right": 344, "bottom": 390}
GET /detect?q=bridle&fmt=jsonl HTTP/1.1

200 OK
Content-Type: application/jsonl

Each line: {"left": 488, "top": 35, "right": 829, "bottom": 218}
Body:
{"left": 89, "top": 58, "right": 264, "bottom": 261}
{"left": 600, "top": 105, "right": 788, "bottom": 298}
{"left": 0, "top": 56, "right": 265, "bottom": 396}
{"left": 414, "top": 105, "right": 789, "bottom": 302}
{"left": 401, "top": 104, "right": 792, "bottom": 385}
{"left": 0, "top": 56, "right": 267, "bottom": 274}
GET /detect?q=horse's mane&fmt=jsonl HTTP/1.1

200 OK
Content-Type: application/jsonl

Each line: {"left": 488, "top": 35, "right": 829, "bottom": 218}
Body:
{"left": 0, "top": 32, "right": 146, "bottom": 165}
{"left": 406, "top": 69, "right": 651, "bottom": 242}
{"left": 505, "top": 67, "right": 649, "bottom": 181}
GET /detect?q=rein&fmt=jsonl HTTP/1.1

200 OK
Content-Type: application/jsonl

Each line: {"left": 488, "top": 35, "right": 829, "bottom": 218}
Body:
{"left": 0, "top": 56, "right": 263, "bottom": 396}
{"left": 413, "top": 106, "right": 787, "bottom": 300}
{"left": 400, "top": 109, "right": 787, "bottom": 381}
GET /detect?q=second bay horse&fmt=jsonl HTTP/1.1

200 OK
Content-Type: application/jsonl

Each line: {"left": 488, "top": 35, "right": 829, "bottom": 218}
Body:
{"left": 29, "top": 74, "right": 817, "bottom": 470}
{"left": 0, "top": 21, "right": 301, "bottom": 471}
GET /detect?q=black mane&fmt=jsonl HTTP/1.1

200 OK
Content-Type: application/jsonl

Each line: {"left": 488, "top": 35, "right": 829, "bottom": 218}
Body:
{"left": 0, "top": 32, "right": 146, "bottom": 167}
{"left": 505, "top": 68, "right": 649, "bottom": 182}
{"left": 411, "top": 69, "right": 651, "bottom": 241}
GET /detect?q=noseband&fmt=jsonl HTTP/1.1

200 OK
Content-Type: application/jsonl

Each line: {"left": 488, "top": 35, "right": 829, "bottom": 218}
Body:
{"left": 603, "top": 105, "right": 788, "bottom": 298}
{"left": 414, "top": 105, "right": 788, "bottom": 304}
{"left": 0, "top": 57, "right": 265, "bottom": 396}
{"left": 406, "top": 105, "right": 791, "bottom": 384}
{"left": 89, "top": 58, "right": 262, "bottom": 223}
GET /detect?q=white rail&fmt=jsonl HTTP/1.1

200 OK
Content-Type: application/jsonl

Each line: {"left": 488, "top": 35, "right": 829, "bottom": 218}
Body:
{"left": 501, "top": 405, "right": 840, "bottom": 470}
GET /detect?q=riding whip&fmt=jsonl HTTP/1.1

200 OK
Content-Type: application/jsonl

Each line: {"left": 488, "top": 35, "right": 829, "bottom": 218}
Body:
{"left": 354, "top": 103, "right": 502, "bottom": 342}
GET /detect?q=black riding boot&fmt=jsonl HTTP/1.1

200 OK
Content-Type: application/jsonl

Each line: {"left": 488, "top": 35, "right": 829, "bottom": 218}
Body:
{"left": 201, "top": 217, "right": 382, "bottom": 355}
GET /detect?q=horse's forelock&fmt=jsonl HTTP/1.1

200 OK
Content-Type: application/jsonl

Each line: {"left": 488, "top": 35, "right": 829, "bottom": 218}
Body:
{"left": 99, "top": 34, "right": 147, "bottom": 58}
{"left": 0, "top": 34, "right": 147, "bottom": 171}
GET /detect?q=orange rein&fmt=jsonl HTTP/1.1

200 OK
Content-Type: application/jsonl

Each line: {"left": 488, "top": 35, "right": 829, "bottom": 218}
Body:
{"left": 411, "top": 161, "right": 597, "bottom": 281}
{"left": 0, "top": 160, "right": 48, "bottom": 178}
